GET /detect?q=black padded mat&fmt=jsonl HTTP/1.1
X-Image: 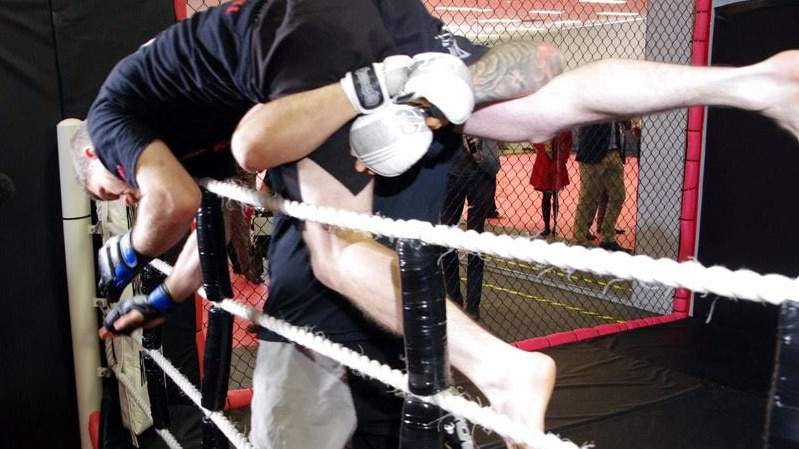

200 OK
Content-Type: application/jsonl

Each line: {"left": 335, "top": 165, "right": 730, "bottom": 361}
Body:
{"left": 587, "top": 317, "right": 776, "bottom": 395}
{"left": 469, "top": 317, "right": 777, "bottom": 448}
{"left": 545, "top": 343, "right": 703, "bottom": 430}
{"left": 556, "top": 383, "right": 767, "bottom": 449}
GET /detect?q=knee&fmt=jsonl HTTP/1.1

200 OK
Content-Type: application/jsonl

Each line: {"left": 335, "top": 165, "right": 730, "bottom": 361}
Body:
{"left": 533, "top": 352, "right": 557, "bottom": 386}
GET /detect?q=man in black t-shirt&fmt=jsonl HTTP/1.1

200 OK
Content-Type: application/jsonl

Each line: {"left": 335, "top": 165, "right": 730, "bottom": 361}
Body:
{"left": 252, "top": 2, "right": 488, "bottom": 445}
{"left": 72, "top": 1, "right": 555, "bottom": 446}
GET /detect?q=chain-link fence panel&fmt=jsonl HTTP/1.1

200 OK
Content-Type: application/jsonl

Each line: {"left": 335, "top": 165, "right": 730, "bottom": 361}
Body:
{"left": 185, "top": 0, "right": 696, "bottom": 393}
{"left": 426, "top": 0, "right": 693, "bottom": 343}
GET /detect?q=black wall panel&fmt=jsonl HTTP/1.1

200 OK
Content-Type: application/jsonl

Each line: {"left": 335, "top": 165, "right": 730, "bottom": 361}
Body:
{"left": 0, "top": 1, "right": 174, "bottom": 448}
{"left": 51, "top": 0, "right": 176, "bottom": 119}
{"left": 0, "top": 2, "right": 79, "bottom": 448}
{"left": 696, "top": 0, "right": 799, "bottom": 330}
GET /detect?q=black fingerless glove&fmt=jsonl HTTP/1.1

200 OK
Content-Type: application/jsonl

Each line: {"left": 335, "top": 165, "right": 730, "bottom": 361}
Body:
{"left": 103, "top": 284, "right": 177, "bottom": 335}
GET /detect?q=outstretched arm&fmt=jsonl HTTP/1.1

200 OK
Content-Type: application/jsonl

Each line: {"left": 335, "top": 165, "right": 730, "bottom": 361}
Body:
{"left": 230, "top": 40, "right": 567, "bottom": 168}
{"left": 232, "top": 46, "right": 799, "bottom": 161}
{"left": 469, "top": 40, "right": 565, "bottom": 105}
{"left": 465, "top": 49, "right": 799, "bottom": 143}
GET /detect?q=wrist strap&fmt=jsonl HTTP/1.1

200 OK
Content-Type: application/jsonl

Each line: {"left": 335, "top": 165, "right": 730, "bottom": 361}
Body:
{"left": 148, "top": 284, "right": 178, "bottom": 314}
{"left": 342, "top": 65, "right": 386, "bottom": 113}
{"left": 119, "top": 229, "right": 150, "bottom": 268}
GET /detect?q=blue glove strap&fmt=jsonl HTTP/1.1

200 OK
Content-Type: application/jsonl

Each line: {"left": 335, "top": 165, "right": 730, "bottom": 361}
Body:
{"left": 112, "top": 230, "right": 151, "bottom": 291}
{"left": 119, "top": 230, "right": 140, "bottom": 267}
{"left": 148, "top": 284, "right": 177, "bottom": 315}
{"left": 113, "top": 264, "right": 138, "bottom": 290}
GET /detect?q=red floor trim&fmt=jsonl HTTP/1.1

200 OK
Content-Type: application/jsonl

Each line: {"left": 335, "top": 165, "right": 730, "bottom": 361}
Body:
{"left": 512, "top": 312, "right": 688, "bottom": 352}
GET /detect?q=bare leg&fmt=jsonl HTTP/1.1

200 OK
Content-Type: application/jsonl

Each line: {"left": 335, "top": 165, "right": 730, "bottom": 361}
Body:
{"left": 465, "top": 50, "right": 799, "bottom": 143}
{"left": 298, "top": 159, "right": 556, "bottom": 445}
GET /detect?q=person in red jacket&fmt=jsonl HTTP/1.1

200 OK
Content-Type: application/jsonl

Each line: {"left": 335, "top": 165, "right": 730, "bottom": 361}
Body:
{"left": 529, "top": 130, "right": 572, "bottom": 237}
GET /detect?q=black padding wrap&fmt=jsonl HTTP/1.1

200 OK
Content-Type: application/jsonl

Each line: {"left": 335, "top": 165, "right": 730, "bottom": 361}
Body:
{"left": 400, "top": 396, "right": 444, "bottom": 449}
{"left": 196, "top": 188, "right": 234, "bottom": 449}
{"left": 766, "top": 300, "right": 799, "bottom": 448}
{"left": 139, "top": 268, "right": 171, "bottom": 430}
{"left": 201, "top": 307, "right": 234, "bottom": 412}
{"left": 202, "top": 415, "right": 226, "bottom": 449}
{"left": 397, "top": 239, "right": 449, "bottom": 396}
{"left": 196, "top": 189, "right": 233, "bottom": 301}
{"left": 201, "top": 307, "right": 234, "bottom": 449}
{"left": 441, "top": 414, "right": 476, "bottom": 449}
{"left": 351, "top": 65, "right": 385, "bottom": 110}
{"left": 142, "top": 328, "right": 171, "bottom": 430}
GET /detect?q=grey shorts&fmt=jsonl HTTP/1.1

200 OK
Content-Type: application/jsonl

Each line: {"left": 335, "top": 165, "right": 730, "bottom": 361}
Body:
{"left": 249, "top": 341, "right": 356, "bottom": 449}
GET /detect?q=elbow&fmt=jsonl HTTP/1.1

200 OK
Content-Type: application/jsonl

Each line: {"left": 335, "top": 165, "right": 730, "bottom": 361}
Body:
{"left": 232, "top": 125, "right": 290, "bottom": 172}
{"left": 231, "top": 129, "right": 263, "bottom": 173}
{"left": 232, "top": 102, "right": 286, "bottom": 172}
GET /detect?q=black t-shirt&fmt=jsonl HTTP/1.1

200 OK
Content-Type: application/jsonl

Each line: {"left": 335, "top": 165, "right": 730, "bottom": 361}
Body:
{"left": 87, "top": 0, "right": 264, "bottom": 186}
{"left": 261, "top": 0, "right": 486, "bottom": 343}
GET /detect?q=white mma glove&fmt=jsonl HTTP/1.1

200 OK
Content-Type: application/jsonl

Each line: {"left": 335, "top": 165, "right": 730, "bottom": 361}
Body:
{"left": 340, "top": 55, "right": 413, "bottom": 114}
{"left": 349, "top": 103, "right": 432, "bottom": 177}
{"left": 395, "top": 53, "right": 474, "bottom": 125}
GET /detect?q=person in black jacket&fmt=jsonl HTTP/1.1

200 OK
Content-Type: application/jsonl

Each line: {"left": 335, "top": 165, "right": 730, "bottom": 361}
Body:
{"left": 440, "top": 136, "right": 502, "bottom": 320}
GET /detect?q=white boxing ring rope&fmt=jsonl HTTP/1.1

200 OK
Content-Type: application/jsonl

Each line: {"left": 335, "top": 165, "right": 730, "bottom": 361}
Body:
{"left": 126, "top": 176, "right": 799, "bottom": 449}
{"left": 198, "top": 177, "right": 799, "bottom": 305}
{"left": 145, "top": 259, "right": 586, "bottom": 449}
{"left": 102, "top": 341, "right": 183, "bottom": 449}
{"left": 125, "top": 334, "right": 257, "bottom": 449}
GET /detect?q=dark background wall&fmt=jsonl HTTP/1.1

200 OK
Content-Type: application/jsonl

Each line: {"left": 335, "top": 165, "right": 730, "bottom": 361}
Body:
{"left": 0, "top": 1, "right": 173, "bottom": 448}
{"left": 695, "top": 0, "right": 799, "bottom": 332}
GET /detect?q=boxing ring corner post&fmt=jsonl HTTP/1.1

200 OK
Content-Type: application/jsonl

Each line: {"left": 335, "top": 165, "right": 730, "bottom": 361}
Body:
{"left": 196, "top": 189, "right": 236, "bottom": 449}
{"left": 57, "top": 118, "right": 102, "bottom": 449}
{"left": 766, "top": 300, "right": 799, "bottom": 448}
{"left": 397, "top": 239, "right": 449, "bottom": 448}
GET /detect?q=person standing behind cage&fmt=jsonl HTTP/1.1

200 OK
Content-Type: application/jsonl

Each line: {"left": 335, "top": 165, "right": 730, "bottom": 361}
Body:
{"left": 440, "top": 135, "right": 501, "bottom": 320}
{"left": 529, "top": 130, "right": 572, "bottom": 238}
{"left": 572, "top": 121, "right": 631, "bottom": 252}
{"left": 588, "top": 119, "right": 636, "bottom": 240}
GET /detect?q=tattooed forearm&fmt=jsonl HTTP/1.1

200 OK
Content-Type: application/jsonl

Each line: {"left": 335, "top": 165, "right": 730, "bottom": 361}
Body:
{"left": 470, "top": 40, "right": 564, "bottom": 104}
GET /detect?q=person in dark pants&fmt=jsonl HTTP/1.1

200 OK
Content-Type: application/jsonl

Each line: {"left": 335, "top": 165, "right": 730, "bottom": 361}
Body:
{"left": 440, "top": 136, "right": 501, "bottom": 319}
{"left": 572, "top": 121, "right": 630, "bottom": 252}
